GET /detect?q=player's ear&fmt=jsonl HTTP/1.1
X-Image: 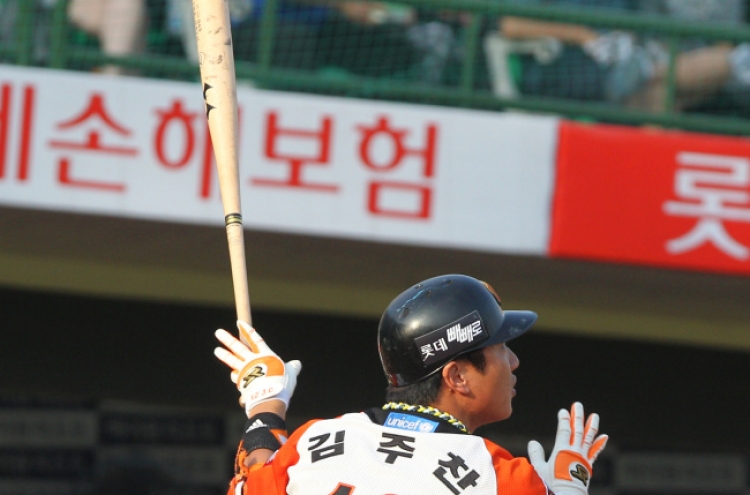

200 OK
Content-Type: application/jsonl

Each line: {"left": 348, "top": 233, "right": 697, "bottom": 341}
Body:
{"left": 441, "top": 361, "right": 471, "bottom": 395}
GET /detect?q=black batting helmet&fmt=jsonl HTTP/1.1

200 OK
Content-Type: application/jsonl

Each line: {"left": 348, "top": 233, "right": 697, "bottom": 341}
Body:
{"left": 378, "top": 274, "right": 537, "bottom": 387}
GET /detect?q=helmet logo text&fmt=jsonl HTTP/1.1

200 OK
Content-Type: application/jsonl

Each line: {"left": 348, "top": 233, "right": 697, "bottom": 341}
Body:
{"left": 414, "top": 311, "right": 488, "bottom": 366}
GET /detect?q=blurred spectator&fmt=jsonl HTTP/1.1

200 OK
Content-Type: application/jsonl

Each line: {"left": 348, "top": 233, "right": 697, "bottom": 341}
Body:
{"left": 496, "top": 0, "right": 657, "bottom": 104}
{"left": 406, "top": 22, "right": 459, "bottom": 84}
{"left": 168, "top": 0, "right": 346, "bottom": 70}
{"left": 0, "top": 1, "right": 19, "bottom": 52}
{"left": 315, "top": 2, "right": 467, "bottom": 84}
{"left": 314, "top": 1, "right": 420, "bottom": 79}
{"left": 628, "top": 0, "right": 750, "bottom": 113}
{"left": 0, "top": 0, "right": 57, "bottom": 63}
{"left": 168, "top": 0, "right": 455, "bottom": 84}
{"left": 183, "top": 0, "right": 330, "bottom": 69}
{"left": 67, "top": 0, "right": 148, "bottom": 76}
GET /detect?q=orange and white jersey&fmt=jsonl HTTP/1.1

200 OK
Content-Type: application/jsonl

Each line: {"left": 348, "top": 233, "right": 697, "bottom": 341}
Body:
{"left": 229, "top": 408, "right": 550, "bottom": 495}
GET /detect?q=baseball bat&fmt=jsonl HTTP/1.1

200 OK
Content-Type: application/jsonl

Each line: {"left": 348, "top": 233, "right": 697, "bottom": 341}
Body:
{"left": 191, "top": 0, "right": 252, "bottom": 343}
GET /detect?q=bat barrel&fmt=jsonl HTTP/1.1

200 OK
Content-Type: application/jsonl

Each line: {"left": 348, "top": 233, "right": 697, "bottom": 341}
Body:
{"left": 192, "top": 0, "right": 253, "bottom": 335}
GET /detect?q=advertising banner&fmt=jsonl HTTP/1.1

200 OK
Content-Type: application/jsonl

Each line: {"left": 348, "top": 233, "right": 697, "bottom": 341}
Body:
{"left": 550, "top": 121, "right": 750, "bottom": 276}
{"left": 0, "top": 65, "right": 558, "bottom": 255}
{"left": 6, "top": 65, "right": 750, "bottom": 277}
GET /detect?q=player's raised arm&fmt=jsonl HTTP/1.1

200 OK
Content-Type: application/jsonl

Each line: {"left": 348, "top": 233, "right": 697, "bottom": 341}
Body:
{"left": 214, "top": 320, "right": 302, "bottom": 466}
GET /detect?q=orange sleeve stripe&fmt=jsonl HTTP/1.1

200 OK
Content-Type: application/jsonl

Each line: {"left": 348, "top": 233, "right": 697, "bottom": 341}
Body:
{"left": 482, "top": 438, "right": 551, "bottom": 495}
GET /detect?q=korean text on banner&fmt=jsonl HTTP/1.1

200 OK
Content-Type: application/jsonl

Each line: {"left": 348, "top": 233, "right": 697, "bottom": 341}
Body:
{"left": 0, "top": 64, "right": 559, "bottom": 256}
{"left": 550, "top": 121, "right": 750, "bottom": 276}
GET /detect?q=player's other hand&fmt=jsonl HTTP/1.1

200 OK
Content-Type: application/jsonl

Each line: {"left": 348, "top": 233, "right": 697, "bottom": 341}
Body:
{"left": 214, "top": 320, "right": 302, "bottom": 417}
{"left": 527, "top": 402, "right": 608, "bottom": 495}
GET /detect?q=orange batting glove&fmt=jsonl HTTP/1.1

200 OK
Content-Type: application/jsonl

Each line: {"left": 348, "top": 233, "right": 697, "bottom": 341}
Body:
{"left": 214, "top": 321, "right": 302, "bottom": 417}
{"left": 527, "top": 402, "right": 608, "bottom": 495}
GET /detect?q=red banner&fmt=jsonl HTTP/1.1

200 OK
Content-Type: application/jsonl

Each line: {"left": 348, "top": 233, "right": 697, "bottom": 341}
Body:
{"left": 550, "top": 121, "right": 750, "bottom": 276}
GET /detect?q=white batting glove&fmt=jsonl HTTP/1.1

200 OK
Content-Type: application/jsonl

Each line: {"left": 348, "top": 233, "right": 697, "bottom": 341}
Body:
{"left": 527, "top": 402, "right": 608, "bottom": 495}
{"left": 214, "top": 321, "right": 302, "bottom": 417}
{"left": 583, "top": 31, "right": 634, "bottom": 66}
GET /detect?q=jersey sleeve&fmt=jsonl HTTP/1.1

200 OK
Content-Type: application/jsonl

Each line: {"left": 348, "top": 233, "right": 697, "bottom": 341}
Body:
{"left": 228, "top": 419, "right": 320, "bottom": 495}
{"left": 483, "top": 438, "right": 551, "bottom": 495}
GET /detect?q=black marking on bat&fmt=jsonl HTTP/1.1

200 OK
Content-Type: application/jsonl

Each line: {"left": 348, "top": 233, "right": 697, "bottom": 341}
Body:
{"left": 203, "top": 83, "right": 215, "bottom": 118}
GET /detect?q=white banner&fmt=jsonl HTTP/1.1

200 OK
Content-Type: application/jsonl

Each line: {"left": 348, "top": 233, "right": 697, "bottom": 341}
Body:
{"left": 0, "top": 65, "right": 559, "bottom": 255}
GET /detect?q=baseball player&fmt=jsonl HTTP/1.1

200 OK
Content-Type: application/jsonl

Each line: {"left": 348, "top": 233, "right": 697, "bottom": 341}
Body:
{"left": 214, "top": 274, "right": 608, "bottom": 495}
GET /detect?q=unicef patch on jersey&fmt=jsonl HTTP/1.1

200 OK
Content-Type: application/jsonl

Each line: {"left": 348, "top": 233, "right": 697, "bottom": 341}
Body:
{"left": 384, "top": 412, "right": 438, "bottom": 433}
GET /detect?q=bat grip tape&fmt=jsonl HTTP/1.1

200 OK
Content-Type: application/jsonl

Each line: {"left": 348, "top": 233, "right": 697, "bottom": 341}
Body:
{"left": 225, "top": 213, "right": 243, "bottom": 226}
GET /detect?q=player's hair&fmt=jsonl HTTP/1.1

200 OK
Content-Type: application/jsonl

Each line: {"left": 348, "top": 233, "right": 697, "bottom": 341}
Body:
{"left": 384, "top": 349, "right": 487, "bottom": 404}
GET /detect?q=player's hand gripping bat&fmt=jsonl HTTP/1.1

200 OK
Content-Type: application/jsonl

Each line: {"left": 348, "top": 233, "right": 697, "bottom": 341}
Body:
{"left": 191, "top": 0, "right": 252, "bottom": 344}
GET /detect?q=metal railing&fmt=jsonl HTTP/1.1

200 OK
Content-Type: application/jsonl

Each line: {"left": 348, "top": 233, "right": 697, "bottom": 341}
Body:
{"left": 5, "top": 0, "right": 750, "bottom": 135}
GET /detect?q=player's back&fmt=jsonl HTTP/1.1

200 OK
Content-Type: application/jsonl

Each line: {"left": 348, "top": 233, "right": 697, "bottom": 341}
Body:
{"left": 282, "top": 411, "right": 546, "bottom": 495}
